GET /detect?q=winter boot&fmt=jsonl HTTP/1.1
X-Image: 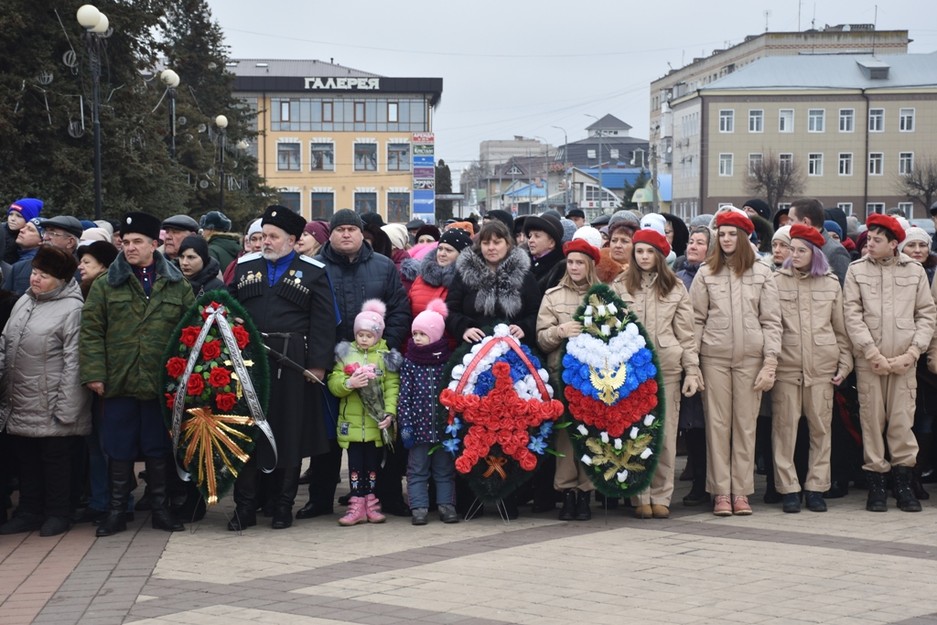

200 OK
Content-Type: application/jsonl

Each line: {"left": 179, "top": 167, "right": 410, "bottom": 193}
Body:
{"left": 558, "top": 490, "right": 577, "bottom": 521}
{"left": 338, "top": 496, "right": 367, "bottom": 526}
{"left": 913, "top": 434, "right": 931, "bottom": 500}
{"left": 865, "top": 470, "right": 888, "bottom": 512}
{"left": 145, "top": 457, "right": 184, "bottom": 532}
{"left": 96, "top": 460, "right": 133, "bottom": 537}
{"left": 272, "top": 467, "right": 300, "bottom": 529}
{"left": 364, "top": 493, "right": 386, "bottom": 523}
{"left": 574, "top": 490, "right": 592, "bottom": 521}
{"left": 682, "top": 428, "right": 710, "bottom": 506}
{"left": 892, "top": 466, "right": 922, "bottom": 512}
{"left": 227, "top": 466, "right": 258, "bottom": 531}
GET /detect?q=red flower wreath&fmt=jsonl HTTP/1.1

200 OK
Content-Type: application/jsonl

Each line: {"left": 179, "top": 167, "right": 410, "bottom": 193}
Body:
{"left": 201, "top": 340, "right": 222, "bottom": 361}
{"left": 180, "top": 326, "right": 201, "bottom": 348}
{"left": 187, "top": 372, "right": 205, "bottom": 396}
{"left": 165, "top": 357, "right": 187, "bottom": 379}
{"left": 208, "top": 367, "right": 231, "bottom": 388}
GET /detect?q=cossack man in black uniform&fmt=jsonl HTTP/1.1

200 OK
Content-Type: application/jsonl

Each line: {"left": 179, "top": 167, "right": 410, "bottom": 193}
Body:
{"left": 227, "top": 205, "right": 336, "bottom": 530}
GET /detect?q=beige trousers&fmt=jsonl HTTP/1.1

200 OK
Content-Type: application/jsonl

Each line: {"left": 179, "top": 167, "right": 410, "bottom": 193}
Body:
{"left": 633, "top": 374, "right": 682, "bottom": 507}
{"left": 855, "top": 362, "right": 919, "bottom": 473}
{"left": 553, "top": 428, "right": 594, "bottom": 492}
{"left": 701, "top": 357, "right": 762, "bottom": 496}
{"left": 771, "top": 380, "right": 833, "bottom": 493}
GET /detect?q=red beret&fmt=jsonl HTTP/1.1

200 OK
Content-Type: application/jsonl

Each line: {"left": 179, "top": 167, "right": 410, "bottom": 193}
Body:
{"left": 632, "top": 228, "right": 671, "bottom": 258}
{"left": 866, "top": 213, "right": 905, "bottom": 243}
{"left": 714, "top": 210, "right": 754, "bottom": 235}
{"left": 563, "top": 238, "right": 600, "bottom": 264}
{"left": 788, "top": 224, "right": 825, "bottom": 249}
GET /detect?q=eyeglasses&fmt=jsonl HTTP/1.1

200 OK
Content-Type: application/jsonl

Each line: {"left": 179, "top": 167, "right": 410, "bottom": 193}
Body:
{"left": 43, "top": 231, "right": 71, "bottom": 240}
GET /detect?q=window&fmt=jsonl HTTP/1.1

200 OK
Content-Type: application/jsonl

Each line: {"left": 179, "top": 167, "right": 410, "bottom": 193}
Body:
{"left": 719, "top": 109, "right": 734, "bottom": 133}
{"left": 808, "top": 109, "right": 825, "bottom": 132}
{"left": 388, "top": 102, "right": 399, "bottom": 124}
{"left": 777, "top": 202, "right": 791, "bottom": 211}
{"left": 279, "top": 192, "right": 300, "bottom": 213}
{"left": 354, "top": 143, "right": 377, "bottom": 171}
{"left": 898, "top": 201, "right": 915, "bottom": 218}
{"left": 310, "top": 143, "right": 334, "bottom": 171}
{"left": 808, "top": 153, "right": 823, "bottom": 176}
{"left": 779, "top": 153, "right": 793, "bottom": 173}
{"left": 310, "top": 192, "right": 334, "bottom": 220}
{"left": 748, "top": 109, "right": 764, "bottom": 133}
{"left": 866, "top": 202, "right": 885, "bottom": 215}
{"left": 899, "top": 152, "right": 914, "bottom": 175}
{"left": 869, "top": 108, "right": 884, "bottom": 132}
{"left": 718, "top": 153, "right": 733, "bottom": 176}
{"left": 387, "top": 192, "right": 410, "bottom": 223}
{"left": 354, "top": 102, "right": 366, "bottom": 123}
{"left": 839, "top": 108, "right": 854, "bottom": 132}
{"left": 280, "top": 101, "right": 290, "bottom": 122}
{"left": 354, "top": 192, "right": 377, "bottom": 214}
{"left": 837, "top": 202, "right": 853, "bottom": 216}
{"left": 748, "top": 153, "right": 763, "bottom": 176}
{"left": 899, "top": 108, "right": 915, "bottom": 132}
{"left": 838, "top": 153, "right": 853, "bottom": 176}
{"left": 778, "top": 109, "right": 794, "bottom": 133}
{"left": 322, "top": 101, "right": 333, "bottom": 123}
{"left": 277, "top": 142, "right": 301, "bottom": 171}
{"left": 868, "top": 152, "right": 884, "bottom": 175}
{"left": 387, "top": 143, "right": 410, "bottom": 171}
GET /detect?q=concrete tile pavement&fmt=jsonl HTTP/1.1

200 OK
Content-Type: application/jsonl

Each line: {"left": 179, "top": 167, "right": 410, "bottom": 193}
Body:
{"left": 2, "top": 479, "right": 937, "bottom": 624}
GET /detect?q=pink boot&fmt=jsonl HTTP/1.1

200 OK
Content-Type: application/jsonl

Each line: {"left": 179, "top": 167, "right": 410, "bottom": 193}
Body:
{"left": 338, "top": 496, "right": 367, "bottom": 526}
{"left": 364, "top": 494, "right": 386, "bottom": 523}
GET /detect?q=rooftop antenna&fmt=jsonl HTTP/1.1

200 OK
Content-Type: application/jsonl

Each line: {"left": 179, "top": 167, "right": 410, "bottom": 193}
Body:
{"left": 872, "top": 4, "right": 878, "bottom": 55}
{"left": 764, "top": 10, "right": 770, "bottom": 32}
{"left": 811, "top": 2, "right": 816, "bottom": 29}
{"left": 798, "top": 0, "right": 802, "bottom": 31}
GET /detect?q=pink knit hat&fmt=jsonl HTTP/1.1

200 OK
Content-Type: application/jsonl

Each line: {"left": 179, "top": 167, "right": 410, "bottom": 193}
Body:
{"left": 411, "top": 299, "right": 448, "bottom": 344}
{"left": 354, "top": 299, "right": 386, "bottom": 339}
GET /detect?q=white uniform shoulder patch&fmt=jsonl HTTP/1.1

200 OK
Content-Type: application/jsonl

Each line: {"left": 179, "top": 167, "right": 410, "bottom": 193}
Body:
{"left": 299, "top": 254, "right": 325, "bottom": 268}
{"left": 237, "top": 251, "right": 263, "bottom": 264}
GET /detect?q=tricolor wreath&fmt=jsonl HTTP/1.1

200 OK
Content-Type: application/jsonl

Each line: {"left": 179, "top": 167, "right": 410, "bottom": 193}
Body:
{"left": 560, "top": 284, "right": 665, "bottom": 497}
{"left": 438, "top": 324, "right": 564, "bottom": 503}
{"left": 161, "top": 290, "right": 270, "bottom": 506}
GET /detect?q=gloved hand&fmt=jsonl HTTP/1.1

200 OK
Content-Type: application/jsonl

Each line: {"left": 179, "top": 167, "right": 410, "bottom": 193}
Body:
{"left": 889, "top": 351, "right": 916, "bottom": 376}
{"left": 753, "top": 357, "right": 777, "bottom": 392}
{"left": 557, "top": 321, "right": 583, "bottom": 339}
{"left": 864, "top": 346, "right": 892, "bottom": 376}
{"left": 682, "top": 375, "right": 703, "bottom": 397}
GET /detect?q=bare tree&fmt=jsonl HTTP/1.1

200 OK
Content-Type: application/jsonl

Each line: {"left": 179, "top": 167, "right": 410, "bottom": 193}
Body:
{"left": 745, "top": 151, "right": 806, "bottom": 212}
{"left": 896, "top": 158, "right": 937, "bottom": 212}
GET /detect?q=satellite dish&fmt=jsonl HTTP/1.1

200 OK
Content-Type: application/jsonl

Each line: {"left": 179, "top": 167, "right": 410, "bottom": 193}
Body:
{"left": 199, "top": 180, "right": 210, "bottom": 189}
{"left": 37, "top": 71, "right": 53, "bottom": 85}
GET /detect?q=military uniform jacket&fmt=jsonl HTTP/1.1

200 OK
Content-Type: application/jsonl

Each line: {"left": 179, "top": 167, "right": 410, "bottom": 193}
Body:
{"left": 229, "top": 252, "right": 337, "bottom": 467}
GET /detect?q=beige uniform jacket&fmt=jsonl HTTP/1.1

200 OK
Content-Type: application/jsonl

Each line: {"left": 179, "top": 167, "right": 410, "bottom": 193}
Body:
{"left": 843, "top": 253, "right": 936, "bottom": 360}
{"left": 773, "top": 268, "right": 853, "bottom": 385}
{"left": 613, "top": 274, "right": 700, "bottom": 379}
{"left": 536, "top": 279, "right": 591, "bottom": 383}
{"left": 689, "top": 262, "right": 782, "bottom": 363}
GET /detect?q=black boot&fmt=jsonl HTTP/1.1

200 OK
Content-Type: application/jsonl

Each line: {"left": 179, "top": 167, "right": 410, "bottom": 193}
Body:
{"left": 865, "top": 470, "right": 888, "bottom": 512}
{"left": 96, "top": 460, "right": 133, "bottom": 537}
{"left": 272, "top": 467, "right": 299, "bottom": 529}
{"left": 892, "top": 466, "right": 922, "bottom": 512}
{"left": 145, "top": 457, "right": 184, "bottom": 532}
{"left": 558, "top": 490, "right": 576, "bottom": 521}
{"left": 682, "top": 428, "right": 710, "bottom": 506}
{"left": 574, "top": 490, "right": 592, "bottom": 521}
{"left": 227, "top": 465, "right": 257, "bottom": 531}
{"left": 913, "top": 434, "right": 931, "bottom": 500}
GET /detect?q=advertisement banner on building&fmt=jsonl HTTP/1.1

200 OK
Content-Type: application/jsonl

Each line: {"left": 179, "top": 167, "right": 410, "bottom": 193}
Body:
{"left": 412, "top": 133, "right": 435, "bottom": 222}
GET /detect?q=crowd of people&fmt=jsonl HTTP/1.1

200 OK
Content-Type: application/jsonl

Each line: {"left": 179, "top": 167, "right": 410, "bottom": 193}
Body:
{"left": 1, "top": 194, "right": 936, "bottom": 539}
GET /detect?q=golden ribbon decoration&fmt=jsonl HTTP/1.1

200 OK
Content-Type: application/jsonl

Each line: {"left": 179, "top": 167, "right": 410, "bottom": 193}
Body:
{"left": 182, "top": 407, "right": 255, "bottom": 505}
{"left": 482, "top": 455, "right": 508, "bottom": 480}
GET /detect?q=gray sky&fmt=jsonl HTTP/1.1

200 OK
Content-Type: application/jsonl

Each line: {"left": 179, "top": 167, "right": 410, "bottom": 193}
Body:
{"left": 207, "top": 0, "right": 937, "bottom": 188}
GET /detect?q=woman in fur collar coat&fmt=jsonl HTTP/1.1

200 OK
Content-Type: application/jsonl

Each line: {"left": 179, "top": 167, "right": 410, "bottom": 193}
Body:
{"left": 445, "top": 220, "right": 542, "bottom": 344}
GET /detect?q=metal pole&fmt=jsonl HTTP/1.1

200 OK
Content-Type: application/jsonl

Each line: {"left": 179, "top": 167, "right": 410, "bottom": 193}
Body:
{"left": 552, "top": 126, "right": 569, "bottom": 211}
{"left": 219, "top": 130, "right": 226, "bottom": 211}
{"left": 168, "top": 87, "right": 176, "bottom": 159}
{"left": 89, "top": 34, "right": 103, "bottom": 220}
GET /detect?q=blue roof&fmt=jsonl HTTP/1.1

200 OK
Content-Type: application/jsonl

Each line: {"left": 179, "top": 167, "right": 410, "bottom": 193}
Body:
{"left": 579, "top": 167, "right": 648, "bottom": 190}
{"left": 504, "top": 183, "right": 546, "bottom": 199}
{"left": 657, "top": 174, "right": 672, "bottom": 202}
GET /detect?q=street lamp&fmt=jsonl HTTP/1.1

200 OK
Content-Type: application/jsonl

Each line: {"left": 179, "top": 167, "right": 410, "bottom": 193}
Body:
{"left": 76, "top": 4, "right": 110, "bottom": 220}
{"left": 551, "top": 125, "right": 569, "bottom": 210}
{"left": 214, "top": 114, "right": 228, "bottom": 211}
{"left": 585, "top": 114, "right": 604, "bottom": 213}
{"left": 160, "top": 69, "right": 181, "bottom": 159}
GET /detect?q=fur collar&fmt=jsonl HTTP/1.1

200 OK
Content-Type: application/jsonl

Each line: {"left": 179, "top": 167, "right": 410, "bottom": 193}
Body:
{"left": 596, "top": 248, "right": 624, "bottom": 284}
{"left": 455, "top": 246, "right": 530, "bottom": 318}
{"left": 106, "top": 250, "right": 184, "bottom": 287}
{"left": 417, "top": 247, "right": 457, "bottom": 288}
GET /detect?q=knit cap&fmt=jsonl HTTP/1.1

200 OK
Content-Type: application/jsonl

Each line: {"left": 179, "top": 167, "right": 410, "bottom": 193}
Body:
{"left": 354, "top": 299, "right": 387, "bottom": 339}
{"left": 9, "top": 198, "right": 43, "bottom": 222}
{"left": 411, "top": 298, "right": 448, "bottom": 344}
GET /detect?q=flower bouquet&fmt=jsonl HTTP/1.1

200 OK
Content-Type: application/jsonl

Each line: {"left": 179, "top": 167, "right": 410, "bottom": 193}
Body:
{"left": 560, "top": 284, "right": 665, "bottom": 497}
{"left": 438, "top": 324, "right": 564, "bottom": 503}
{"left": 342, "top": 362, "right": 397, "bottom": 451}
{"left": 162, "top": 290, "right": 270, "bottom": 505}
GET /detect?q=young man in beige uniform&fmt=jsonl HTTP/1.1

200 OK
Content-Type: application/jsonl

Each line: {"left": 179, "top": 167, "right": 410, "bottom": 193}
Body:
{"left": 843, "top": 213, "right": 936, "bottom": 512}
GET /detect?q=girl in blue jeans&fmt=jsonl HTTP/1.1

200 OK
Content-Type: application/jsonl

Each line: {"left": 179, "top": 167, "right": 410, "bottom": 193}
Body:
{"left": 397, "top": 299, "right": 457, "bottom": 525}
